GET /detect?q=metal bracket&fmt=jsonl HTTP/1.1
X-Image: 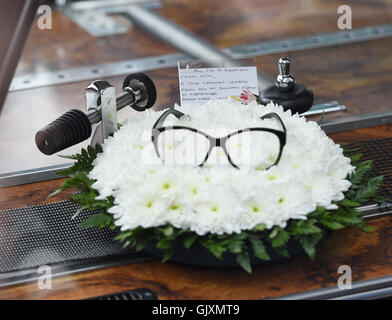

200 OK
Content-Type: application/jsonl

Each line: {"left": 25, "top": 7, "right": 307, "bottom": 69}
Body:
{"left": 64, "top": 8, "right": 131, "bottom": 37}
{"left": 85, "top": 80, "right": 117, "bottom": 145}
{"left": 62, "top": 0, "right": 162, "bottom": 37}
{"left": 101, "top": 85, "right": 117, "bottom": 139}
{"left": 302, "top": 101, "right": 346, "bottom": 116}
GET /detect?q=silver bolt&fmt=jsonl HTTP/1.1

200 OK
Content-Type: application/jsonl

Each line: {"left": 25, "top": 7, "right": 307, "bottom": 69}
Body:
{"left": 276, "top": 57, "right": 295, "bottom": 92}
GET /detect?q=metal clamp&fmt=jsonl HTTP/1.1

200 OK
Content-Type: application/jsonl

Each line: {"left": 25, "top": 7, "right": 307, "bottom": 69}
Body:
{"left": 85, "top": 80, "right": 117, "bottom": 142}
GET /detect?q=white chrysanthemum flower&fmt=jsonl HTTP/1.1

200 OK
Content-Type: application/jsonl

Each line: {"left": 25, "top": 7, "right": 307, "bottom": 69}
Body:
{"left": 89, "top": 98, "right": 354, "bottom": 235}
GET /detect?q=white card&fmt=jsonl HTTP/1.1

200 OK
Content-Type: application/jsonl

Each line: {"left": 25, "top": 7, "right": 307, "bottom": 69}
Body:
{"left": 179, "top": 66, "right": 259, "bottom": 104}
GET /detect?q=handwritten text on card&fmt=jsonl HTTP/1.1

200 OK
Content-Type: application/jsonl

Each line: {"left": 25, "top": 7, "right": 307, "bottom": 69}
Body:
{"left": 179, "top": 66, "right": 259, "bottom": 104}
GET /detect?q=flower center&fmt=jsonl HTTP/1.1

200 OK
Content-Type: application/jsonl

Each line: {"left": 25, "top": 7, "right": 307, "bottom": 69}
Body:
{"left": 163, "top": 183, "right": 171, "bottom": 190}
{"left": 211, "top": 206, "right": 218, "bottom": 212}
{"left": 252, "top": 206, "right": 260, "bottom": 213}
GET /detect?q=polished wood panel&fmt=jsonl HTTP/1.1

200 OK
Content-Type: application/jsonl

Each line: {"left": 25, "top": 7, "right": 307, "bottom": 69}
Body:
{"left": 1, "top": 0, "right": 392, "bottom": 299}
{"left": 0, "top": 125, "right": 391, "bottom": 300}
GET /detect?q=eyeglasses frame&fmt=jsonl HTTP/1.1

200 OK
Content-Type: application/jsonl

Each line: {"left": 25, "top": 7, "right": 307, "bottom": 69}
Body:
{"left": 151, "top": 108, "right": 287, "bottom": 169}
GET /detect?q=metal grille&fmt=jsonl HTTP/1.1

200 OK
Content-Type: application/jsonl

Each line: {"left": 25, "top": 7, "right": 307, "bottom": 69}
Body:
{"left": 0, "top": 201, "right": 147, "bottom": 276}
{"left": 346, "top": 137, "right": 392, "bottom": 202}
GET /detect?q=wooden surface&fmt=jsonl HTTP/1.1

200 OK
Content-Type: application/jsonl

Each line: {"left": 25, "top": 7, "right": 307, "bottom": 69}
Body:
{"left": 0, "top": 125, "right": 392, "bottom": 300}
{"left": 15, "top": 0, "right": 392, "bottom": 75}
{"left": 0, "top": 214, "right": 391, "bottom": 300}
{"left": 1, "top": 0, "right": 392, "bottom": 172}
{"left": 0, "top": 0, "right": 392, "bottom": 300}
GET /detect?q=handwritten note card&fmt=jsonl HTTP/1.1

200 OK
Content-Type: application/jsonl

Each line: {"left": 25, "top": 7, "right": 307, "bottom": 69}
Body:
{"left": 179, "top": 66, "right": 259, "bottom": 104}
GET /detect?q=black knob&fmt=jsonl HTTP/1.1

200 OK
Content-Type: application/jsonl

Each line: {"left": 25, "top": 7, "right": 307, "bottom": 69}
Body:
{"left": 35, "top": 109, "right": 92, "bottom": 155}
{"left": 122, "top": 73, "right": 157, "bottom": 111}
{"left": 260, "top": 57, "right": 313, "bottom": 114}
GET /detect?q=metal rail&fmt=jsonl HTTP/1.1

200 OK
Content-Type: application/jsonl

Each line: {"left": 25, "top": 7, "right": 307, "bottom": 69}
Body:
{"left": 276, "top": 275, "right": 392, "bottom": 300}
{"left": 10, "top": 24, "right": 392, "bottom": 92}
{"left": 320, "top": 111, "right": 392, "bottom": 134}
{"left": 124, "top": 5, "right": 272, "bottom": 90}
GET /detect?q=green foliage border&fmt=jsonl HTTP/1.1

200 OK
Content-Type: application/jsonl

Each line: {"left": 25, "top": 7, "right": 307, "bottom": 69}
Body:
{"left": 52, "top": 144, "right": 385, "bottom": 273}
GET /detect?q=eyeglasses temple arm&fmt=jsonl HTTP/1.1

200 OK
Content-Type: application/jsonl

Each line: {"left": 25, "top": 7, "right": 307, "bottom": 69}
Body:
{"left": 152, "top": 108, "right": 186, "bottom": 130}
{"left": 260, "top": 112, "right": 287, "bottom": 134}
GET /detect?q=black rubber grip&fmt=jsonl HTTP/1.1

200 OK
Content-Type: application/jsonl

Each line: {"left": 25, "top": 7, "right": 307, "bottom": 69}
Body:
{"left": 35, "top": 109, "right": 92, "bottom": 155}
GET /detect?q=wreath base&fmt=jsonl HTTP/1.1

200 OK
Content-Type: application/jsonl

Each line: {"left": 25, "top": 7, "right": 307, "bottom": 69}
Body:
{"left": 143, "top": 239, "right": 303, "bottom": 268}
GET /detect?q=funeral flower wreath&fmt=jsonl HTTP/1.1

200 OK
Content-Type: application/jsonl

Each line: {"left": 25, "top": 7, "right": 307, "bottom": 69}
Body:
{"left": 53, "top": 98, "right": 384, "bottom": 273}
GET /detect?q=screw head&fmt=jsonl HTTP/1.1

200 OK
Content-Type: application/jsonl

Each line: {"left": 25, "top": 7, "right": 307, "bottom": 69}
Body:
{"left": 276, "top": 57, "right": 295, "bottom": 92}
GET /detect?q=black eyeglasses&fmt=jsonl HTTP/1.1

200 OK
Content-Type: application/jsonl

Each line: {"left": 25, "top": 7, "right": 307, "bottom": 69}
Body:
{"left": 151, "top": 108, "right": 286, "bottom": 169}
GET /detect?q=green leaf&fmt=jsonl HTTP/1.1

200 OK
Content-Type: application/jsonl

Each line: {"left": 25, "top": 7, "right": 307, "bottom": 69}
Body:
{"left": 183, "top": 234, "right": 198, "bottom": 249}
{"left": 123, "top": 240, "right": 132, "bottom": 248}
{"left": 95, "top": 143, "right": 103, "bottom": 154}
{"left": 156, "top": 239, "right": 171, "bottom": 250}
{"left": 271, "top": 229, "right": 290, "bottom": 248}
{"left": 315, "top": 206, "right": 326, "bottom": 215}
{"left": 288, "top": 219, "right": 322, "bottom": 235}
{"left": 297, "top": 233, "right": 323, "bottom": 260}
{"left": 135, "top": 241, "right": 147, "bottom": 252}
{"left": 253, "top": 223, "right": 266, "bottom": 231}
{"left": 371, "top": 194, "right": 388, "bottom": 204}
{"left": 58, "top": 154, "right": 80, "bottom": 160}
{"left": 77, "top": 213, "right": 111, "bottom": 229}
{"left": 162, "top": 248, "right": 173, "bottom": 263}
{"left": 359, "top": 225, "right": 377, "bottom": 233}
{"left": 201, "top": 239, "right": 226, "bottom": 259}
{"left": 333, "top": 210, "right": 362, "bottom": 225}
{"left": 223, "top": 233, "right": 247, "bottom": 254}
{"left": 71, "top": 205, "right": 89, "bottom": 220}
{"left": 81, "top": 148, "right": 89, "bottom": 160}
{"left": 161, "top": 225, "right": 174, "bottom": 237}
{"left": 350, "top": 153, "right": 363, "bottom": 162}
{"left": 274, "top": 246, "right": 289, "bottom": 258}
{"left": 249, "top": 235, "right": 270, "bottom": 261}
{"left": 299, "top": 237, "right": 316, "bottom": 260}
{"left": 87, "top": 145, "right": 97, "bottom": 159}
{"left": 354, "top": 175, "right": 384, "bottom": 203}
{"left": 349, "top": 160, "right": 373, "bottom": 185}
{"left": 236, "top": 251, "right": 252, "bottom": 274}
{"left": 114, "top": 230, "right": 133, "bottom": 242}
{"left": 340, "top": 199, "right": 361, "bottom": 207}
{"left": 317, "top": 112, "right": 325, "bottom": 125}
{"left": 48, "top": 188, "right": 62, "bottom": 198}
{"left": 268, "top": 227, "right": 279, "bottom": 239}
{"left": 319, "top": 219, "right": 345, "bottom": 230}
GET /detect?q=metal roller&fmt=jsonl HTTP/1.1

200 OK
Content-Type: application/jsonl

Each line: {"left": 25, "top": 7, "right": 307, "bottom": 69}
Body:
{"left": 35, "top": 73, "right": 157, "bottom": 155}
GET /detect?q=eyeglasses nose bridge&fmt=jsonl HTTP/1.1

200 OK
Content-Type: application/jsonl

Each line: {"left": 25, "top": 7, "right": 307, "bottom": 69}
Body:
{"left": 210, "top": 136, "right": 229, "bottom": 149}
{"left": 206, "top": 137, "right": 230, "bottom": 157}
